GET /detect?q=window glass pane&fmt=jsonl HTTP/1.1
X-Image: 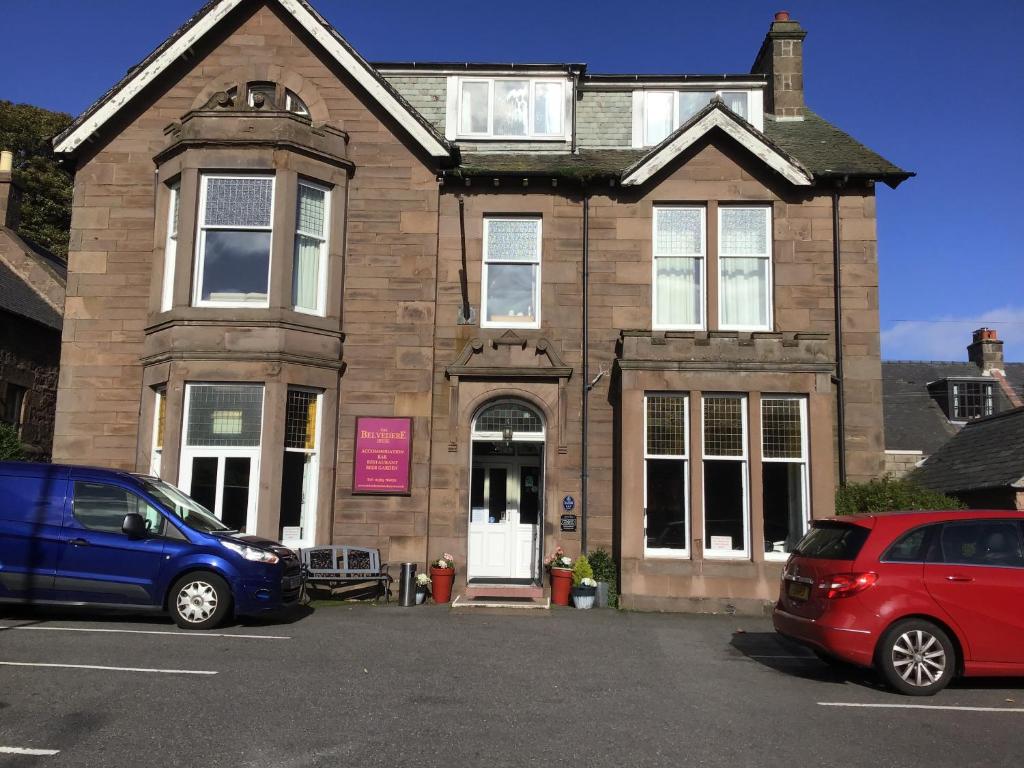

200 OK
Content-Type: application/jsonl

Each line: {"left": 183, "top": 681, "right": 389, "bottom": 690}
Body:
{"left": 485, "top": 264, "right": 536, "bottom": 323}
{"left": 520, "top": 465, "right": 540, "bottom": 526}
{"left": 762, "top": 398, "right": 803, "bottom": 459}
{"left": 221, "top": 457, "right": 251, "bottom": 531}
{"left": 721, "top": 91, "right": 748, "bottom": 119}
{"left": 884, "top": 526, "right": 933, "bottom": 563}
{"left": 460, "top": 81, "right": 489, "bottom": 133}
{"left": 941, "top": 522, "right": 1024, "bottom": 567}
{"left": 187, "top": 384, "right": 263, "bottom": 447}
{"left": 720, "top": 257, "right": 767, "bottom": 328}
{"left": 646, "top": 395, "right": 687, "bottom": 456}
{"left": 285, "top": 389, "right": 318, "bottom": 450}
{"left": 285, "top": 89, "right": 308, "bottom": 115}
{"left": 703, "top": 397, "right": 744, "bottom": 457}
{"left": 533, "top": 82, "right": 563, "bottom": 135}
{"left": 293, "top": 235, "right": 321, "bottom": 311}
{"left": 644, "top": 91, "right": 674, "bottom": 145}
{"left": 795, "top": 522, "right": 869, "bottom": 560}
{"left": 155, "top": 389, "right": 166, "bottom": 451}
{"left": 201, "top": 231, "right": 271, "bottom": 303}
{"left": 655, "top": 208, "right": 702, "bottom": 256}
{"left": 646, "top": 459, "right": 687, "bottom": 549}
{"left": 475, "top": 402, "right": 542, "bottom": 434}
{"left": 762, "top": 463, "right": 804, "bottom": 554}
{"left": 486, "top": 219, "right": 539, "bottom": 262}
{"left": 247, "top": 83, "right": 276, "bottom": 108}
{"left": 720, "top": 208, "right": 768, "bottom": 255}
{"left": 204, "top": 177, "right": 273, "bottom": 228}
{"left": 72, "top": 482, "right": 162, "bottom": 535}
{"left": 703, "top": 461, "right": 744, "bottom": 551}
{"left": 189, "top": 457, "right": 218, "bottom": 513}
{"left": 488, "top": 467, "right": 507, "bottom": 522}
{"left": 678, "top": 91, "right": 713, "bottom": 123}
{"left": 296, "top": 184, "right": 326, "bottom": 238}
{"left": 170, "top": 184, "right": 180, "bottom": 238}
{"left": 656, "top": 258, "right": 701, "bottom": 326}
{"left": 493, "top": 80, "right": 529, "bottom": 136}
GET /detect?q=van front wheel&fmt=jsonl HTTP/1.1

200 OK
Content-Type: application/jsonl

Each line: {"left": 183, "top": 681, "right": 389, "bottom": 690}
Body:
{"left": 169, "top": 572, "right": 231, "bottom": 630}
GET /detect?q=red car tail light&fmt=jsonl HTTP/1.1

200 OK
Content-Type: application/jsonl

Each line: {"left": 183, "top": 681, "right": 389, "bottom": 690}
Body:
{"left": 823, "top": 572, "right": 878, "bottom": 599}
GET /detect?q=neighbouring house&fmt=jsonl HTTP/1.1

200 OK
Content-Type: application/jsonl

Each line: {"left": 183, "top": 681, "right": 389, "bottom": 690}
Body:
{"left": 50, "top": 1, "right": 911, "bottom": 613}
{"left": 0, "top": 150, "right": 66, "bottom": 459}
{"left": 911, "top": 407, "right": 1024, "bottom": 510}
{"left": 882, "top": 328, "right": 1024, "bottom": 478}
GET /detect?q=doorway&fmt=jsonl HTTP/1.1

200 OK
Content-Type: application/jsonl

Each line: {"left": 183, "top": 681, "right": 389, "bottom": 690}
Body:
{"left": 468, "top": 400, "right": 545, "bottom": 582}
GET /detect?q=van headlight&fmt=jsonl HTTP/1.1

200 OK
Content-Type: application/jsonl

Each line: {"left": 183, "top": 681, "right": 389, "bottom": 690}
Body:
{"left": 221, "top": 540, "right": 279, "bottom": 564}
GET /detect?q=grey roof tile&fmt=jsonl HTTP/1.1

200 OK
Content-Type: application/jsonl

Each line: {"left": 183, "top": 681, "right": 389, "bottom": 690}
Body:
{"left": 0, "top": 260, "right": 62, "bottom": 330}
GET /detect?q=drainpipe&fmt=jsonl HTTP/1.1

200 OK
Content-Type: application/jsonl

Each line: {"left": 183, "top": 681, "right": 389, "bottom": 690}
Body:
{"left": 831, "top": 183, "right": 847, "bottom": 487}
{"left": 581, "top": 193, "right": 590, "bottom": 552}
{"left": 458, "top": 194, "right": 471, "bottom": 323}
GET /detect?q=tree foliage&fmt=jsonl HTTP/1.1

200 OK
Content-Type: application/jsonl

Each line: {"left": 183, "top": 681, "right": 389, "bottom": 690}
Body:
{"left": 571, "top": 554, "right": 594, "bottom": 586}
{"left": 0, "top": 422, "right": 25, "bottom": 461}
{"left": 0, "top": 101, "right": 74, "bottom": 258}
{"left": 835, "top": 477, "right": 964, "bottom": 516}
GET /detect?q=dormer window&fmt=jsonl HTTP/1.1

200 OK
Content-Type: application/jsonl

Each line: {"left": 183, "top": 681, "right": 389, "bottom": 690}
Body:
{"left": 951, "top": 380, "right": 993, "bottom": 421}
{"left": 454, "top": 77, "right": 568, "bottom": 140}
{"left": 634, "top": 88, "right": 762, "bottom": 146}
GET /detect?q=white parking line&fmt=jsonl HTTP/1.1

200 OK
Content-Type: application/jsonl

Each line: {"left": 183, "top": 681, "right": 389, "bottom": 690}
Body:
{"left": 819, "top": 702, "right": 1024, "bottom": 713}
{"left": 0, "top": 661, "right": 216, "bottom": 676}
{"left": 0, "top": 624, "right": 289, "bottom": 640}
{"left": 0, "top": 746, "right": 61, "bottom": 756}
{"left": 749, "top": 654, "right": 816, "bottom": 660}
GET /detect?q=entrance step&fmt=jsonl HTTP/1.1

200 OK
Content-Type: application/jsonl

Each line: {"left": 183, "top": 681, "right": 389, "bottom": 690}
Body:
{"left": 464, "top": 581, "right": 544, "bottom": 600}
{"left": 451, "top": 594, "right": 550, "bottom": 612}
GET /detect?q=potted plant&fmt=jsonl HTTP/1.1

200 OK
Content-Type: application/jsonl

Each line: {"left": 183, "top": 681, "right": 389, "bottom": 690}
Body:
{"left": 429, "top": 553, "right": 455, "bottom": 604}
{"left": 415, "top": 572, "right": 431, "bottom": 605}
{"left": 544, "top": 545, "right": 574, "bottom": 606}
{"left": 570, "top": 555, "right": 597, "bottom": 609}
{"left": 587, "top": 548, "right": 618, "bottom": 608}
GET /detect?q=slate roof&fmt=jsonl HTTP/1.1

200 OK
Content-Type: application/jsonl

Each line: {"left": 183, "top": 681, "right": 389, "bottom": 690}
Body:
{"left": 456, "top": 149, "right": 646, "bottom": 182}
{"left": 0, "top": 259, "right": 62, "bottom": 331}
{"left": 882, "top": 361, "right": 1024, "bottom": 454}
{"left": 911, "top": 407, "right": 1024, "bottom": 494}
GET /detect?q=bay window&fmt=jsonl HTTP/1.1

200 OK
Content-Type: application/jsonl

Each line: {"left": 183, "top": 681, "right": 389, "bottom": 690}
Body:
{"left": 293, "top": 180, "right": 330, "bottom": 314}
{"left": 761, "top": 397, "right": 809, "bottom": 557}
{"left": 280, "top": 388, "right": 322, "bottom": 548}
{"left": 644, "top": 394, "right": 690, "bottom": 556}
{"left": 457, "top": 77, "right": 567, "bottom": 139}
{"left": 150, "top": 386, "right": 166, "bottom": 477}
{"left": 482, "top": 217, "right": 541, "bottom": 328}
{"left": 653, "top": 206, "right": 705, "bottom": 329}
{"left": 718, "top": 206, "right": 772, "bottom": 330}
{"left": 194, "top": 174, "right": 274, "bottom": 307}
{"left": 702, "top": 395, "right": 749, "bottom": 558}
{"left": 160, "top": 182, "right": 179, "bottom": 312}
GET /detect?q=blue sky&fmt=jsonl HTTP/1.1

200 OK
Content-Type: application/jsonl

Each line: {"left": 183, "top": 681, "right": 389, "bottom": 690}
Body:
{"left": 2, "top": 0, "right": 1021, "bottom": 362}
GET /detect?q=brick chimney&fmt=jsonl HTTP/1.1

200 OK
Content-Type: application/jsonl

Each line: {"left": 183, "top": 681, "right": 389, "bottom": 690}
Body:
{"left": 968, "top": 327, "right": 1004, "bottom": 372}
{"left": 0, "top": 149, "right": 23, "bottom": 230}
{"left": 751, "top": 11, "right": 807, "bottom": 119}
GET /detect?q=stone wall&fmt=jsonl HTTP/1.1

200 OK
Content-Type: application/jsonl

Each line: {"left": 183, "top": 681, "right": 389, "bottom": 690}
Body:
{"left": 884, "top": 450, "right": 923, "bottom": 479}
{"left": 0, "top": 311, "right": 61, "bottom": 457}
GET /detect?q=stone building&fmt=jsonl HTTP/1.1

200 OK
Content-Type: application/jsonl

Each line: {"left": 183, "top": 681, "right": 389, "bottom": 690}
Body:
{"left": 0, "top": 150, "right": 65, "bottom": 459}
{"left": 51, "top": 0, "right": 911, "bottom": 612}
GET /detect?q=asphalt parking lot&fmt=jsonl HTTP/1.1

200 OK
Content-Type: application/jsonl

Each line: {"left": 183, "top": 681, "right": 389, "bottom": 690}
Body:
{"left": 0, "top": 603, "right": 1021, "bottom": 767}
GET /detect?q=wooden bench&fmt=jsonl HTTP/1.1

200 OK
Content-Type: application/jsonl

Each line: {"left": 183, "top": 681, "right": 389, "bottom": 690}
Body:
{"left": 299, "top": 546, "right": 392, "bottom": 602}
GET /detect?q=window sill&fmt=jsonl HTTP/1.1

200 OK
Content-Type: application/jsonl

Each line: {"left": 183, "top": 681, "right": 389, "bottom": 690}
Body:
{"left": 455, "top": 135, "right": 570, "bottom": 143}
{"left": 643, "top": 549, "right": 691, "bottom": 560}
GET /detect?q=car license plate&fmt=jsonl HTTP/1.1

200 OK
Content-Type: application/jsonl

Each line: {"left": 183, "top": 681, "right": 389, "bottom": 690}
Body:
{"left": 787, "top": 581, "right": 810, "bottom": 601}
{"left": 283, "top": 575, "right": 301, "bottom": 590}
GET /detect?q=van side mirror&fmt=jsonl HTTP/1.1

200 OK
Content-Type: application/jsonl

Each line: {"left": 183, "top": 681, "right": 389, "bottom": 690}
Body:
{"left": 122, "top": 513, "right": 147, "bottom": 538}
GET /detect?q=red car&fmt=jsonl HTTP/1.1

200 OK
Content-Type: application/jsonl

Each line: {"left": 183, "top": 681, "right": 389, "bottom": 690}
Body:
{"left": 773, "top": 510, "right": 1024, "bottom": 695}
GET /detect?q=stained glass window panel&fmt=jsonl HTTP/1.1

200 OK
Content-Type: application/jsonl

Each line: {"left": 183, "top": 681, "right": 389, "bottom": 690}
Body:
{"left": 646, "top": 395, "right": 687, "bottom": 456}
{"left": 285, "top": 389, "right": 319, "bottom": 450}
{"left": 475, "top": 402, "right": 543, "bottom": 434}
{"left": 486, "top": 219, "right": 540, "bottom": 262}
{"left": 720, "top": 208, "right": 768, "bottom": 256}
{"left": 204, "top": 177, "right": 273, "bottom": 228}
{"left": 655, "top": 208, "right": 703, "bottom": 256}
{"left": 762, "top": 398, "right": 804, "bottom": 459}
{"left": 296, "top": 183, "right": 326, "bottom": 238}
{"left": 187, "top": 384, "right": 264, "bottom": 448}
{"left": 703, "top": 396, "right": 744, "bottom": 457}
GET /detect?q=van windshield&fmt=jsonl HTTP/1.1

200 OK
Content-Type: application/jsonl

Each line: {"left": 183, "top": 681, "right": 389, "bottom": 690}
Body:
{"left": 140, "top": 478, "right": 230, "bottom": 534}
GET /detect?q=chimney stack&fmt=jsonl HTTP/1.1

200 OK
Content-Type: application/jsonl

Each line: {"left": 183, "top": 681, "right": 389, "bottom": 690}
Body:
{"left": 0, "top": 149, "right": 22, "bottom": 230}
{"left": 968, "top": 327, "right": 1004, "bottom": 373}
{"left": 751, "top": 11, "right": 807, "bottom": 119}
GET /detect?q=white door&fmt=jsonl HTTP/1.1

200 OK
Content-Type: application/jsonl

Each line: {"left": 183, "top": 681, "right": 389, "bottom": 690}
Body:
{"left": 468, "top": 454, "right": 541, "bottom": 580}
{"left": 178, "top": 451, "right": 260, "bottom": 533}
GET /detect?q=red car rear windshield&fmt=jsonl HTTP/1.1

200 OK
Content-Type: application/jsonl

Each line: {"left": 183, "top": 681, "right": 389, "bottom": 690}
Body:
{"left": 794, "top": 522, "right": 870, "bottom": 560}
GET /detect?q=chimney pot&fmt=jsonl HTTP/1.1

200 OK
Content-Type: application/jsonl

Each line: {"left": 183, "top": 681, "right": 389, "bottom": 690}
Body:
{"left": 774, "top": 11, "right": 791, "bottom": 21}
{"left": 974, "top": 327, "right": 998, "bottom": 343}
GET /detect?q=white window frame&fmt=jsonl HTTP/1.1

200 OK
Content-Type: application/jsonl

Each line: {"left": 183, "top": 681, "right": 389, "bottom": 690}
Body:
{"left": 193, "top": 173, "right": 275, "bottom": 309}
{"left": 633, "top": 89, "right": 762, "bottom": 147}
{"left": 150, "top": 386, "right": 166, "bottom": 478}
{"left": 701, "top": 394, "right": 750, "bottom": 560}
{"left": 652, "top": 205, "right": 706, "bottom": 331}
{"left": 160, "top": 182, "right": 179, "bottom": 312}
{"left": 178, "top": 383, "right": 264, "bottom": 534}
{"left": 281, "top": 387, "right": 323, "bottom": 549}
{"left": 453, "top": 77, "right": 570, "bottom": 141}
{"left": 643, "top": 393, "right": 690, "bottom": 559}
{"left": 481, "top": 216, "right": 542, "bottom": 330}
{"left": 292, "top": 179, "right": 331, "bottom": 316}
{"left": 761, "top": 395, "right": 810, "bottom": 562}
{"left": 717, "top": 205, "right": 773, "bottom": 332}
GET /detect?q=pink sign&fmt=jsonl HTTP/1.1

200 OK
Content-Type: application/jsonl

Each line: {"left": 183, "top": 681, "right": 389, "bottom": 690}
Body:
{"left": 352, "top": 417, "right": 413, "bottom": 495}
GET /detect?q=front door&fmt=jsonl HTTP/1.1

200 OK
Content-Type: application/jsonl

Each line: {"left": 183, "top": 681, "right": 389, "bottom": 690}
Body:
{"left": 468, "top": 443, "right": 542, "bottom": 580}
{"left": 178, "top": 452, "right": 260, "bottom": 533}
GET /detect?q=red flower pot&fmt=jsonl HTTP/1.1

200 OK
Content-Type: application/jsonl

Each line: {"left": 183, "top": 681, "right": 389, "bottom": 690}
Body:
{"left": 430, "top": 566, "right": 455, "bottom": 604}
{"left": 549, "top": 567, "right": 573, "bottom": 606}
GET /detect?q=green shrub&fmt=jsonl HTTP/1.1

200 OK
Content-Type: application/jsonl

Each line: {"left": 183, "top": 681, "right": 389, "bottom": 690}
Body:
{"left": 835, "top": 477, "right": 964, "bottom": 516}
{"left": 587, "top": 548, "right": 619, "bottom": 608}
{"left": 0, "top": 423, "right": 25, "bottom": 461}
{"left": 571, "top": 554, "right": 594, "bottom": 586}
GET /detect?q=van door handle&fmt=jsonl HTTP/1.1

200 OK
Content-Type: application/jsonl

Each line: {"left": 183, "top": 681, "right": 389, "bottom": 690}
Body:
{"left": 945, "top": 575, "right": 973, "bottom": 582}
{"left": 69, "top": 538, "right": 90, "bottom": 547}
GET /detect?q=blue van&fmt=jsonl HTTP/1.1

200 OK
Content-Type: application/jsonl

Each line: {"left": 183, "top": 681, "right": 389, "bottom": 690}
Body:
{"left": 0, "top": 462, "right": 301, "bottom": 629}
